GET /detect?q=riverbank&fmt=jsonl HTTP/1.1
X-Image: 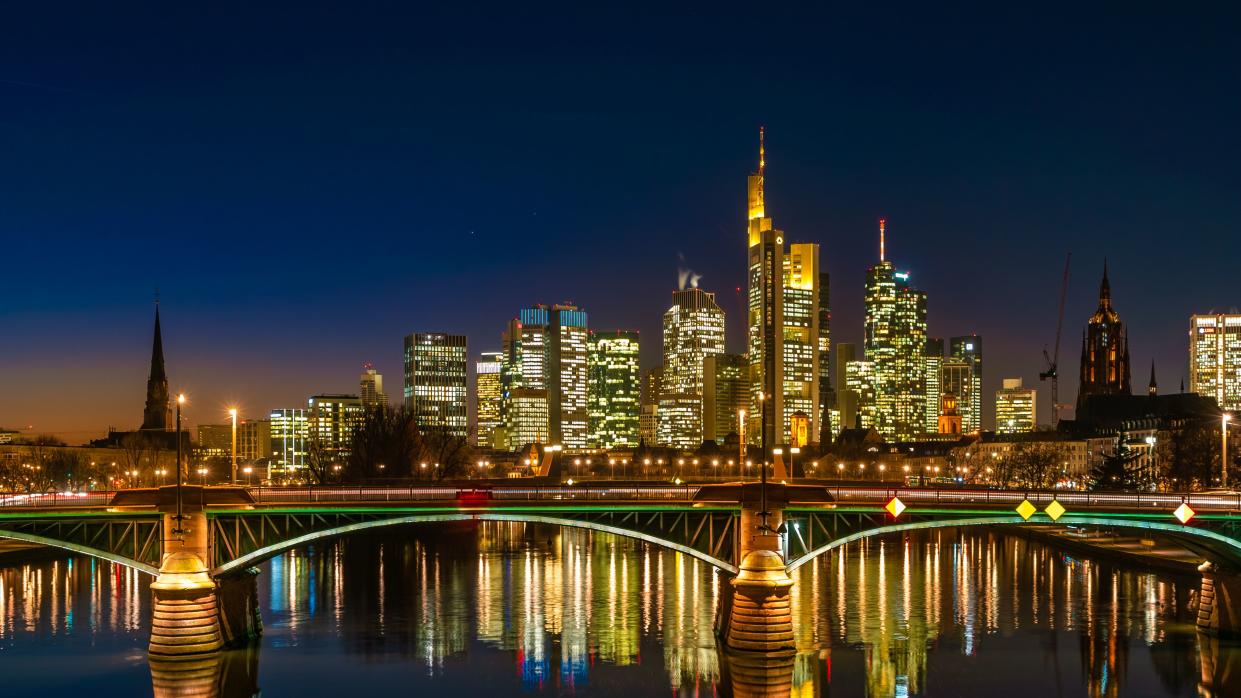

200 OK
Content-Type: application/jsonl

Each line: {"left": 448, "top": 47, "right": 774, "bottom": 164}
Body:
{"left": 1013, "top": 524, "right": 1202, "bottom": 576}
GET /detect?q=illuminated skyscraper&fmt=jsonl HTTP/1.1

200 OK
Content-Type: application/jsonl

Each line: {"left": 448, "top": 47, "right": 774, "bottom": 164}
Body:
{"left": 702, "top": 353, "right": 750, "bottom": 443}
{"left": 588, "top": 330, "right": 641, "bottom": 448}
{"left": 661, "top": 288, "right": 725, "bottom": 448}
{"left": 844, "top": 359, "right": 877, "bottom": 430}
{"left": 308, "top": 394, "right": 364, "bottom": 462}
{"left": 1077, "top": 264, "right": 1130, "bottom": 409}
{"left": 403, "top": 333, "right": 468, "bottom": 438}
{"left": 475, "top": 351, "right": 503, "bottom": 448}
{"left": 923, "top": 338, "right": 944, "bottom": 434}
{"left": 744, "top": 129, "right": 827, "bottom": 445}
{"left": 940, "top": 358, "right": 974, "bottom": 434}
{"left": 500, "top": 305, "right": 589, "bottom": 450}
{"left": 269, "top": 408, "right": 308, "bottom": 481}
{"left": 1190, "top": 314, "right": 1241, "bottom": 410}
{"left": 864, "top": 220, "right": 927, "bottom": 442}
{"left": 359, "top": 363, "right": 388, "bottom": 409}
{"left": 949, "top": 335, "right": 983, "bottom": 434}
{"left": 995, "top": 378, "right": 1037, "bottom": 433}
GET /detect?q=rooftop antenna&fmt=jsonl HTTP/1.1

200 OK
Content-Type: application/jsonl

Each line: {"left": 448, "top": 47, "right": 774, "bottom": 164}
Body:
{"left": 879, "top": 218, "right": 886, "bottom": 262}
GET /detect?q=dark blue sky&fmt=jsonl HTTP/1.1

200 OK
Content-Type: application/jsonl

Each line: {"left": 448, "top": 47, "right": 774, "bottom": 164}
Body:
{"left": 2, "top": 3, "right": 1239, "bottom": 440}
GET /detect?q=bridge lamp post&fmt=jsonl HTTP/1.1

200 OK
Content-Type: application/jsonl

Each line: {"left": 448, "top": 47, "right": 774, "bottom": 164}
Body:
{"left": 228, "top": 408, "right": 238, "bottom": 485}
{"left": 243, "top": 466, "right": 253, "bottom": 486}
{"left": 174, "top": 394, "right": 186, "bottom": 535}
{"left": 738, "top": 408, "right": 746, "bottom": 477}
{"left": 1223, "top": 414, "right": 1232, "bottom": 489}
{"left": 789, "top": 447, "right": 800, "bottom": 478}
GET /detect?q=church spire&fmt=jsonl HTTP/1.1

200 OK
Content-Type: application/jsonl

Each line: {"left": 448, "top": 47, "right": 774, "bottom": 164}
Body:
{"left": 1148, "top": 360, "right": 1157, "bottom": 396}
{"left": 1099, "top": 259, "right": 1112, "bottom": 308}
{"left": 142, "top": 303, "right": 171, "bottom": 430}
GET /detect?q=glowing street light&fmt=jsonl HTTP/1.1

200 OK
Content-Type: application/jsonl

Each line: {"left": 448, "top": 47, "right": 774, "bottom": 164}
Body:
{"left": 1223, "top": 413, "right": 1232, "bottom": 488}
{"left": 228, "top": 408, "right": 238, "bottom": 485}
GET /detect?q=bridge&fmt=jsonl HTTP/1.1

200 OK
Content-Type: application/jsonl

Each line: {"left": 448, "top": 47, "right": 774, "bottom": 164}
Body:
{"left": 3, "top": 482, "right": 1241, "bottom": 658}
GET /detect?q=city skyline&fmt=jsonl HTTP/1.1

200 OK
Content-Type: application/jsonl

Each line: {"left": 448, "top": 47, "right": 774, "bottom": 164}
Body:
{"left": 3, "top": 5, "right": 1239, "bottom": 441}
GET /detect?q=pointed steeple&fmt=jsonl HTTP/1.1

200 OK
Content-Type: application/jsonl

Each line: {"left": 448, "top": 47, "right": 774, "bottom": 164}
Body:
{"left": 1148, "top": 360, "right": 1157, "bottom": 396}
{"left": 1099, "top": 259, "right": 1111, "bottom": 307}
{"left": 142, "top": 303, "right": 171, "bottom": 430}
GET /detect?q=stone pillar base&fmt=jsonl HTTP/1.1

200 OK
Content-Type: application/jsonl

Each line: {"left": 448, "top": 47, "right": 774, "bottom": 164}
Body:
{"left": 149, "top": 654, "right": 222, "bottom": 698}
{"left": 149, "top": 552, "right": 223, "bottom": 658}
{"left": 722, "top": 649, "right": 796, "bottom": 698}
{"left": 724, "top": 549, "right": 795, "bottom": 652}
{"left": 1196, "top": 561, "right": 1241, "bottom": 638}
{"left": 217, "top": 567, "right": 263, "bottom": 647}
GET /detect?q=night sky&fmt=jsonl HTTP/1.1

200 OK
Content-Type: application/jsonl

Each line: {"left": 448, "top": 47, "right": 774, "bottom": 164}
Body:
{"left": 2, "top": 3, "right": 1239, "bottom": 441}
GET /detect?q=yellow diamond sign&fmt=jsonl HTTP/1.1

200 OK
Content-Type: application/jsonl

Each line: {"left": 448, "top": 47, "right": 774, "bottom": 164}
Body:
{"left": 1015, "top": 499, "right": 1037, "bottom": 520}
{"left": 885, "top": 496, "right": 906, "bottom": 518}
{"left": 1045, "top": 500, "right": 1066, "bottom": 521}
{"left": 1174, "top": 503, "right": 1196, "bottom": 524}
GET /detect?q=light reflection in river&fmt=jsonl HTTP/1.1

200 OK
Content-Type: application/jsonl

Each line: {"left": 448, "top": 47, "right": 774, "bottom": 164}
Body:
{"left": 0, "top": 524, "right": 1237, "bottom": 697}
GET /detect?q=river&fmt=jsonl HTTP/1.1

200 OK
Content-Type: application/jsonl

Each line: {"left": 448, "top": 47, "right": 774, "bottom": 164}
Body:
{"left": 0, "top": 523, "right": 1236, "bottom": 697}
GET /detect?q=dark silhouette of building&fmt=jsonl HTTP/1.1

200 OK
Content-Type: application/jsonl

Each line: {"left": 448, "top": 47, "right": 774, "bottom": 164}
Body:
{"left": 1077, "top": 262, "right": 1131, "bottom": 410}
{"left": 142, "top": 306, "right": 170, "bottom": 431}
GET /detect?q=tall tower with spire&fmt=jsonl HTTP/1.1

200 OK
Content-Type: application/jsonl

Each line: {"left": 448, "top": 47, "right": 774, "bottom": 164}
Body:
{"left": 1077, "top": 262, "right": 1131, "bottom": 409}
{"left": 744, "top": 129, "right": 827, "bottom": 447}
{"left": 141, "top": 305, "right": 171, "bottom": 431}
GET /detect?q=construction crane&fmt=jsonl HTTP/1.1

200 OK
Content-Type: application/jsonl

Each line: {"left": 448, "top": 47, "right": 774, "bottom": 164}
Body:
{"left": 1040, "top": 252, "right": 1072, "bottom": 421}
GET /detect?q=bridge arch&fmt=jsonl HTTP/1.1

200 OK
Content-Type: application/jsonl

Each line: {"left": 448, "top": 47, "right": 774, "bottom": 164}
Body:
{"left": 0, "top": 530, "right": 159, "bottom": 576}
{"left": 211, "top": 512, "right": 739, "bottom": 577}
{"left": 784, "top": 515, "right": 1241, "bottom": 573}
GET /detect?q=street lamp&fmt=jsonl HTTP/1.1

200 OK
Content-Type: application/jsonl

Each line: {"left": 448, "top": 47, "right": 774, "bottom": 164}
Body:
{"left": 174, "top": 394, "right": 186, "bottom": 535}
{"left": 243, "top": 466, "right": 253, "bottom": 486}
{"left": 1224, "top": 414, "right": 1232, "bottom": 489}
{"left": 228, "top": 408, "right": 238, "bottom": 485}
{"left": 789, "top": 446, "right": 800, "bottom": 478}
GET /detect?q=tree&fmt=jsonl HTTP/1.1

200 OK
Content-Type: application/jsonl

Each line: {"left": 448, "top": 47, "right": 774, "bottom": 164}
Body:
{"left": 1006, "top": 442, "right": 1069, "bottom": 489}
{"left": 1089, "top": 435, "right": 1142, "bottom": 491}
{"left": 1164, "top": 420, "right": 1220, "bottom": 491}
{"left": 341, "top": 405, "right": 474, "bottom": 482}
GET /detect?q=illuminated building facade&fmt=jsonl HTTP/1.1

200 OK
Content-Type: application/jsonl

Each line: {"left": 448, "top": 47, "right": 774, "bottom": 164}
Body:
{"left": 1077, "top": 264, "right": 1131, "bottom": 409}
{"left": 940, "top": 358, "right": 975, "bottom": 434}
{"left": 844, "top": 359, "right": 877, "bottom": 430}
{"left": 995, "top": 378, "right": 1037, "bottom": 433}
{"left": 923, "top": 338, "right": 944, "bottom": 433}
{"left": 1190, "top": 313, "right": 1241, "bottom": 410}
{"left": 475, "top": 351, "right": 503, "bottom": 448}
{"left": 949, "top": 335, "right": 983, "bottom": 434}
{"left": 702, "top": 353, "right": 749, "bottom": 443}
{"left": 662, "top": 288, "right": 725, "bottom": 447}
{"left": 834, "top": 342, "right": 858, "bottom": 435}
{"left": 505, "top": 388, "right": 549, "bottom": 448}
{"left": 403, "top": 333, "right": 468, "bottom": 438}
{"left": 269, "top": 408, "right": 308, "bottom": 480}
{"left": 864, "top": 220, "right": 927, "bottom": 442}
{"left": 359, "top": 363, "right": 388, "bottom": 408}
{"left": 587, "top": 330, "right": 641, "bottom": 449}
{"left": 308, "top": 394, "right": 364, "bottom": 462}
{"left": 500, "top": 305, "right": 589, "bottom": 450}
{"left": 744, "top": 129, "right": 826, "bottom": 446}
{"left": 937, "top": 393, "right": 962, "bottom": 435}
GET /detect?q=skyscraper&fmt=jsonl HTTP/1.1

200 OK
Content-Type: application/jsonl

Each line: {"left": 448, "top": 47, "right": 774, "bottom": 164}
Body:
{"left": 744, "top": 129, "right": 826, "bottom": 446}
{"left": 587, "top": 330, "right": 641, "bottom": 449}
{"left": 1077, "top": 264, "right": 1131, "bottom": 409}
{"left": 995, "top": 378, "right": 1037, "bottom": 433}
{"left": 359, "top": 363, "right": 388, "bottom": 409}
{"left": 844, "top": 359, "right": 877, "bottom": 430}
{"left": 1190, "top": 314, "right": 1241, "bottom": 410}
{"left": 500, "top": 305, "right": 589, "bottom": 450}
{"left": 269, "top": 408, "right": 308, "bottom": 481}
{"left": 923, "top": 338, "right": 945, "bottom": 434}
{"left": 661, "top": 288, "right": 726, "bottom": 448}
{"left": 940, "top": 358, "right": 974, "bottom": 434}
{"left": 475, "top": 351, "right": 503, "bottom": 448}
{"left": 864, "top": 220, "right": 928, "bottom": 442}
{"left": 834, "top": 342, "right": 859, "bottom": 435}
{"left": 308, "top": 394, "right": 364, "bottom": 463}
{"left": 142, "top": 305, "right": 170, "bottom": 432}
{"left": 949, "top": 335, "right": 983, "bottom": 434}
{"left": 403, "top": 333, "right": 469, "bottom": 438}
{"left": 702, "top": 353, "right": 749, "bottom": 443}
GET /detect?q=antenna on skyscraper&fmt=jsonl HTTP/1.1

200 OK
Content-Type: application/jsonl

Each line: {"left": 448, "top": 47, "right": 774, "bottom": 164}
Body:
{"left": 879, "top": 219, "right": 886, "bottom": 262}
{"left": 758, "top": 126, "right": 765, "bottom": 176}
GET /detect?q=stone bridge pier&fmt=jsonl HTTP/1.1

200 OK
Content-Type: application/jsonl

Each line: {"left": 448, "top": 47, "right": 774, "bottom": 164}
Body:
{"left": 1196, "top": 561, "right": 1241, "bottom": 638}
{"left": 133, "top": 486, "right": 261, "bottom": 659}
{"left": 702, "top": 482, "right": 831, "bottom": 655}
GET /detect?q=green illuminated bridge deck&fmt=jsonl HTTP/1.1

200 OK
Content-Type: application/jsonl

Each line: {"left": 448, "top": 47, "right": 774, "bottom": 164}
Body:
{"left": 1, "top": 484, "right": 1239, "bottom": 578}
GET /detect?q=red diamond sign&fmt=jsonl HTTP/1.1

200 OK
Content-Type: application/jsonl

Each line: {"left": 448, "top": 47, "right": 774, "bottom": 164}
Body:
{"left": 1174, "top": 503, "right": 1195, "bottom": 524}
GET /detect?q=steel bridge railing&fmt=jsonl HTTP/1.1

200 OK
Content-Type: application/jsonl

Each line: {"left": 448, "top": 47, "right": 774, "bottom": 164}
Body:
{"left": 2, "top": 485, "right": 1240, "bottom": 512}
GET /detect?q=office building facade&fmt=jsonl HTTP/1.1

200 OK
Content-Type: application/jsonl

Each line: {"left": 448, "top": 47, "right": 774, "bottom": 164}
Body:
{"left": 587, "top": 330, "right": 641, "bottom": 449}
{"left": 1190, "top": 313, "right": 1241, "bottom": 411}
{"left": 995, "top": 378, "right": 1037, "bottom": 433}
{"left": 403, "top": 333, "right": 468, "bottom": 438}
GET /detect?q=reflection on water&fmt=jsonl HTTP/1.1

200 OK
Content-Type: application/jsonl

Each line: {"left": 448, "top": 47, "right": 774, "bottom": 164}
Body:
{"left": 1, "top": 525, "right": 1238, "bottom": 697}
